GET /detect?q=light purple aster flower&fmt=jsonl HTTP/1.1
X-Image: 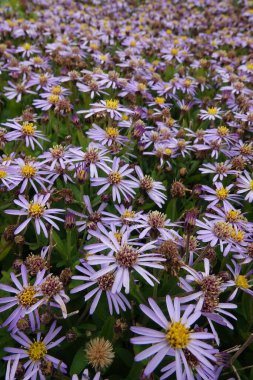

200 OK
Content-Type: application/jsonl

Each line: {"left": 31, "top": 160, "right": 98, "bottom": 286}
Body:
{"left": 199, "top": 107, "right": 223, "bottom": 121}
{"left": 3, "top": 120, "right": 49, "bottom": 150}
{"left": 91, "top": 157, "right": 138, "bottom": 203}
{"left": 135, "top": 166, "right": 167, "bottom": 208}
{"left": 5, "top": 193, "right": 64, "bottom": 238}
{"left": 78, "top": 99, "right": 134, "bottom": 120}
{"left": 4, "top": 321, "right": 67, "bottom": 378}
{"left": 0, "top": 264, "right": 45, "bottom": 332}
{"left": 71, "top": 260, "right": 131, "bottom": 315}
{"left": 85, "top": 229, "right": 165, "bottom": 294}
{"left": 201, "top": 182, "right": 241, "bottom": 209}
{"left": 131, "top": 295, "right": 216, "bottom": 379}
{"left": 226, "top": 260, "right": 253, "bottom": 300}
{"left": 199, "top": 161, "right": 238, "bottom": 182}
{"left": 86, "top": 123, "right": 128, "bottom": 147}
{"left": 236, "top": 170, "right": 253, "bottom": 203}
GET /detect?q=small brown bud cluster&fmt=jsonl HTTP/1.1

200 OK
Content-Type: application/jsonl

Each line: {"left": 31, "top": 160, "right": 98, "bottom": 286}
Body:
{"left": 3, "top": 224, "right": 17, "bottom": 241}
{"left": 25, "top": 254, "right": 48, "bottom": 275}
{"left": 60, "top": 268, "right": 73, "bottom": 286}
{"left": 158, "top": 240, "right": 182, "bottom": 276}
{"left": 170, "top": 181, "right": 186, "bottom": 198}
{"left": 41, "top": 276, "right": 63, "bottom": 297}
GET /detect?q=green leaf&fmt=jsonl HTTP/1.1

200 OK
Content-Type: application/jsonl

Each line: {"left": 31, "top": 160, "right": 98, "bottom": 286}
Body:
{"left": 69, "top": 347, "right": 87, "bottom": 376}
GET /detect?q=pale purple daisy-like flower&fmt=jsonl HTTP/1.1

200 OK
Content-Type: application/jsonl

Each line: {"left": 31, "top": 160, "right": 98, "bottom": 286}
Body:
{"left": 236, "top": 170, "right": 253, "bottom": 203}
{"left": 85, "top": 229, "right": 165, "bottom": 294}
{"left": 226, "top": 260, "right": 253, "bottom": 301}
{"left": 5, "top": 193, "right": 64, "bottom": 238}
{"left": 76, "top": 81, "right": 108, "bottom": 98}
{"left": 78, "top": 99, "right": 134, "bottom": 120}
{"left": 39, "top": 144, "right": 72, "bottom": 170}
{"left": 131, "top": 296, "right": 216, "bottom": 379}
{"left": 201, "top": 182, "right": 241, "bottom": 209}
{"left": 4, "top": 321, "right": 67, "bottom": 378}
{"left": 14, "top": 158, "right": 50, "bottom": 193}
{"left": 86, "top": 123, "right": 128, "bottom": 147}
{"left": 0, "top": 264, "right": 45, "bottom": 332}
{"left": 91, "top": 157, "right": 138, "bottom": 203}
{"left": 4, "top": 81, "right": 35, "bottom": 103}
{"left": 69, "top": 144, "right": 111, "bottom": 178}
{"left": 0, "top": 165, "right": 20, "bottom": 190}
{"left": 180, "top": 260, "right": 237, "bottom": 343}
{"left": 135, "top": 166, "right": 167, "bottom": 208}
{"left": 196, "top": 218, "right": 232, "bottom": 253}
{"left": 16, "top": 42, "right": 40, "bottom": 57}
{"left": 102, "top": 204, "right": 143, "bottom": 232}
{"left": 71, "top": 260, "right": 131, "bottom": 315}
{"left": 199, "top": 107, "right": 223, "bottom": 121}
{"left": 130, "top": 210, "right": 179, "bottom": 240}
{"left": 3, "top": 120, "right": 48, "bottom": 150}
{"left": 199, "top": 161, "right": 238, "bottom": 182}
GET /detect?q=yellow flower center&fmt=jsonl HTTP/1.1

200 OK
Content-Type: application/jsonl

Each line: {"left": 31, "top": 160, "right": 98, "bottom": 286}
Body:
{"left": 184, "top": 79, "right": 192, "bottom": 87}
{"left": 246, "top": 63, "right": 253, "bottom": 71}
{"left": 155, "top": 97, "right": 165, "bottom": 105}
{"left": 130, "top": 40, "right": 136, "bottom": 47}
{"left": 166, "top": 321, "right": 190, "bottom": 349}
{"left": 105, "top": 99, "right": 119, "bottom": 110}
{"left": 105, "top": 127, "right": 119, "bottom": 139}
{"left": 21, "top": 164, "right": 37, "bottom": 178}
{"left": 90, "top": 43, "right": 98, "bottom": 50}
{"left": 23, "top": 43, "right": 31, "bottom": 51}
{"left": 164, "top": 148, "right": 172, "bottom": 156}
{"left": 226, "top": 209, "right": 240, "bottom": 222}
{"left": 33, "top": 56, "right": 43, "bottom": 64}
{"left": 230, "top": 228, "right": 245, "bottom": 242}
{"left": 17, "top": 286, "right": 37, "bottom": 307}
{"left": 28, "top": 203, "right": 45, "bottom": 218}
{"left": 100, "top": 54, "right": 107, "bottom": 61}
{"left": 171, "top": 48, "right": 179, "bottom": 55}
{"left": 0, "top": 169, "right": 7, "bottom": 178}
{"left": 114, "top": 232, "right": 122, "bottom": 242}
{"left": 48, "top": 94, "right": 59, "bottom": 104}
{"left": 217, "top": 126, "right": 229, "bottom": 137}
{"left": 28, "top": 341, "right": 47, "bottom": 362}
{"left": 207, "top": 107, "right": 218, "bottom": 115}
{"left": 235, "top": 275, "right": 249, "bottom": 289}
{"left": 121, "top": 114, "right": 129, "bottom": 121}
{"left": 51, "top": 86, "right": 62, "bottom": 95}
{"left": 21, "top": 122, "right": 36, "bottom": 136}
{"left": 137, "top": 83, "right": 147, "bottom": 91}
{"left": 240, "top": 144, "right": 252, "bottom": 155}
{"left": 249, "top": 180, "right": 253, "bottom": 190}
{"left": 122, "top": 210, "right": 135, "bottom": 218}
{"left": 108, "top": 171, "right": 122, "bottom": 184}
{"left": 216, "top": 187, "right": 229, "bottom": 200}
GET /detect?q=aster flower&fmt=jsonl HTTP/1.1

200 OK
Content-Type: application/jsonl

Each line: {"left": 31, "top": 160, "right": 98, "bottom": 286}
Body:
{"left": 3, "top": 120, "right": 48, "bottom": 150}
{"left": 91, "top": 157, "right": 138, "bottom": 203}
{"left": 77, "top": 81, "right": 108, "bottom": 99}
{"left": 86, "top": 123, "right": 128, "bottom": 147}
{"left": 85, "top": 229, "right": 165, "bottom": 294}
{"left": 199, "top": 161, "right": 238, "bottom": 182}
{"left": 226, "top": 260, "right": 253, "bottom": 300}
{"left": 78, "top": 99, "right": 134, "bottom": 120}
{"left": 0, "top": 165, "right": 20, "bottom": 190}
{"left": 201, "top": 182, "right": 241, "bottom": 209}
{"left": 236, "top": 170, "right": 253, "bottom": 202}
{"left": 16, "top": 42, "right": 40, "bottom": 57}
{"left": 40, "top": 274, "right": 69, "bottom": 318}
{"left": 5, "top": 193, "right": 64, "bottom": 237}
{"left": 39, "top": 144, "right": 72, "bottom": 170}
{"left": 180, "top": 260, "right": 237, "bottom": 343}
{"left": 135, "top": 166, "right": 167, "bottom": 208}
{"left": 4, "top": 321, "right": 67, "bottom": 378}
{"left": 13, "top": 158, "right": 50, "bottom": 193}
{"left": 69, "top": 144, "right": 111, "bottom": 178}
{"left": 0, "top": 264, "right": 45, "bottom": 331}
{"left": 131, "top": 211, "right": 179, "bottom": 240}
{"left": 131, "top": 296, "right": 216, "bottom": 379}
{"left": 199, "top": 107, "right": 223, "bottom": 121}
{"left": 71, "top": 260, "right": 131, "bottom": 315}
{"left": 4, "top": 81, "right": 35, "bottom": 103}
{"left": 102, "top": 204, "right": 143, "bottom": 232}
